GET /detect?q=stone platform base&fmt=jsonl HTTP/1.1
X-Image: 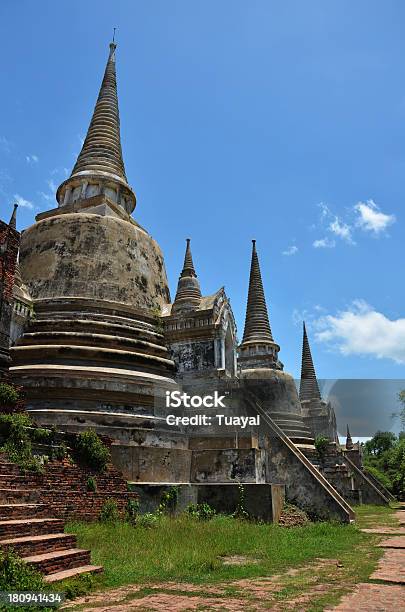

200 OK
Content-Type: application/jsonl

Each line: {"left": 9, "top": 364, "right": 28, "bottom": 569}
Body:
{"left": 129, "top": 482, "right": 285, "bottom": 523}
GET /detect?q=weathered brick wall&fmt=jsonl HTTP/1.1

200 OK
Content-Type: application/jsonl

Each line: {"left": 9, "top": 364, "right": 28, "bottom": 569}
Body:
{"left": 0, "top": 219, "right": 19, "bottom": 370}
{"left": 36, "top": 458, "right": 138, "bottom": 521}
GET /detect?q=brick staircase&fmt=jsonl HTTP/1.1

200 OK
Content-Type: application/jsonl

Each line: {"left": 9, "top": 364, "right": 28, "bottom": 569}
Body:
{"left": 0, "top": 459, "right": 102, "bottom": 583}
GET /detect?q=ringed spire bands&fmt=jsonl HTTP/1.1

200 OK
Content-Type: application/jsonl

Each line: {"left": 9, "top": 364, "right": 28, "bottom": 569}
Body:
{"left": 299, "top": 322, "right": 322, "bottom": 402}
{"left": 239, "top": 240, "right": 281, "bottom": 370}
{"left": 241, "top": 240, "right": 274, "bottom": 345}
{"left": 56, "top": 42, "right": 136, "bottom": 215}
{"left": 172, "top": 239, "right": 202, "bottom": 313}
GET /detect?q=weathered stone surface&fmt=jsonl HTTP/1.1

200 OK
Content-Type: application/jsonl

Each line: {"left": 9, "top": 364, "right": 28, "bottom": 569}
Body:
{"left": 19, "top": 213, "right": 170, "bottom": 308}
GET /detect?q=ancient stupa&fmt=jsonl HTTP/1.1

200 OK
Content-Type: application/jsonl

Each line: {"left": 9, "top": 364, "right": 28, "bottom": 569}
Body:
{"left": 299, "top": 322, "right": 337, "bottom": 441}
{"left": 10, "top": 42, "right": 179, "bottom": 440}
{"left": 239, "top": 241, "right": 313, "bottom": 444}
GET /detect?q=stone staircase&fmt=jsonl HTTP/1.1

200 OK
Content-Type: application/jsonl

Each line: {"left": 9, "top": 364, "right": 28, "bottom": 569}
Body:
{"left": 300, "top": 446, "right": 362, "bottom": 505}
{"left": 0, "top": 459, "right": 102, "bottom": 583}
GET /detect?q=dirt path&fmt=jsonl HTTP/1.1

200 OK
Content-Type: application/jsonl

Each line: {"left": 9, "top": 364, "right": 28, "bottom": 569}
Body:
{"left": 331, "top": 505, "right": 405, "bottom": 611}
{"left": 63, "top": 505, "right": 405, "bottom": 611}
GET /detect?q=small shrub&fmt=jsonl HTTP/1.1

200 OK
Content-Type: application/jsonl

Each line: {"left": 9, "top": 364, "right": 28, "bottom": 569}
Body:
{"left": 137, "top": 513, "right": 160, "bottom": 529}
{"left": 0, "top": 383, "right": 20, "bottom": 413}
{"left": 60, "top": 572, "right": 95, "bottom": 600}
{"left": 186, "top": 502, "right": 216, "bottom": 521}
{"left": 315, "top": 435, "right": 330, "bottom": 462}
{"left": 74, "top": 430, "right": 110, "bottom": 472}
{"left": 233, "top": 483, "right": 250, "bottom": 520}
{"left": 53, "top": 442, "right": 68, "bottom": 461}
{"left": 99, "top": 499, "right": 120, "bottom": 523}
{"left": 0, "top": 548, "right": 44, "bottom": 591}
{"left": 125, "top": 498, "right": 140, "bottom": 524}
{"left": 158, "top": 486, "right": 178, "bottom": 514}
{"left": 86, "top": 476, "right": 97, "bottom": 493}
{"left": 30, "top": 427, "right": 53, "bottom": 443}
{"left": 364, "top": 465, "right": 393, "bottom": 491}
{"left": 0, "top": 413, "right": 43, "bottom": 474}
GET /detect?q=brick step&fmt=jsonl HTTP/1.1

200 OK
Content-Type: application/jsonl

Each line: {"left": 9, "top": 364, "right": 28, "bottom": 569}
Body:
{"left": 0, "top": 463, "right": 21, "bottom": 475}
{"left": 0, "top": 475, "right": 41, "bottom": 488}
{"left": 0, "top": 489, "right": 39, "bottom": 503}
{"left": 0, "top": 503, "right": 47, "bottom": 520}
{"left": 44, "top": 564, "right": 103, "bottom": 584}
{"left": 24, "top": 548, "right": 91, "bottom": 575}
{"left": 0, "top": 533, "right": 76, "bottom": 557}
{"left": 0, "top": 518, "right": 64, "bottom": 537}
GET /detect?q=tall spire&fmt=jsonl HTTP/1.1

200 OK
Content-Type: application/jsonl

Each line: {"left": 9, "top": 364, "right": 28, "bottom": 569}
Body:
{"left": 56, "top": 42, "right": 136, "bottom": 214}
{"left": 9, "top": 203, "right": 18, "bottom": 230}
{"left": 239, "top": 240, "right": 281, "bottom": 370}
{"left": 346, "top": 424, "right": 354, "bottom": 450}
{"left": 172, "top": 239, "right": 202, "bottom": 313}
{"left": 241, "top": 240, "right": 273, "bottom": 344}
{"left": 71, "top": 42, "right": 126, "bottom": 182}
{"left": 299, "top": 322, "right": 321, "bottom": 402}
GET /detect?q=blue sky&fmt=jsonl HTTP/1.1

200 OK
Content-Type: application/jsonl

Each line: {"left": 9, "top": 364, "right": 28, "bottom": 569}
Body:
{"left": 1, "top": 1, "right": 404, "bottom": 410}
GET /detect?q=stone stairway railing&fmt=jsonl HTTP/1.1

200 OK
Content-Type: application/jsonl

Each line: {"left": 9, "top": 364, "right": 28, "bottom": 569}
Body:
{"left": 245, "top": 393, "right": 355, "bottom": 522}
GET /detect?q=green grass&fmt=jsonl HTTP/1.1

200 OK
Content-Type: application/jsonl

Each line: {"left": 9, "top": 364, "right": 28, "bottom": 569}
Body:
{"left": 66, "top": 514, "right": 370, "bottom": 588}
{"left": 354, "top": 503, "right": 400, "bottom": 529}
{"left": 61, "top": 505, "right": 399, "bottom": 609}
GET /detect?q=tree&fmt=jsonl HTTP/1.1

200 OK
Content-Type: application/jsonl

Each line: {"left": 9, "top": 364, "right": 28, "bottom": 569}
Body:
{"left": 364, "top": 431, "right": 396, "bottom": 457}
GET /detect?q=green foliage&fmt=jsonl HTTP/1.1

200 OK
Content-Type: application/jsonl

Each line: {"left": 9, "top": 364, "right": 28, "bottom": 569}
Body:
{"left": 363, "top": 431, "right": 405, "bottom": 497}
{"left": 0, "top": 383, "right": 20, "bottom": 412}
{"left": 0, "top": 548, "right": 44, "bottom": 591}
{"left": 125, "top": 498, "right": 140, "bottom": 524}
{"left": 99, "top": 499, "right": 120, "bottom": 523}
{"left": 364, "top": 465, "right": 393, "bottom": 491}
{"left": 52, "top": 442, "right": 68, "bottom": 461}
{"left": 158, "top": 486, "right": 178, "bottom": 514}
{"left": 186, "top": 502, "right": 216, "bottom": 521}
{"left": 59, "top": 571, "right": 96, "bottom": 600}
{"left": 233, "top": 483, "right": 250, "bottom": 520}
{"left": 0, "top": 413, "right": 44, "bottom": 474}
{"left": 86, "top": 476, "right": 97, "bottom": 493}
{"left": 30, "top": 427, "right": 53, "bottom": 444}
{"left": 67, "top": 514, "right": 372, "bottom": 587}
{"left": 74, "top": 430, "right": 110, "bottom": 472}
{"left": 314, "top": 435, "right": 330, "bottom": 461}
{"left": 136, "top": 512, "right": 160, "bottom": 529}
{"left": 364, "top": 431, "right": 396, "bottom": 456}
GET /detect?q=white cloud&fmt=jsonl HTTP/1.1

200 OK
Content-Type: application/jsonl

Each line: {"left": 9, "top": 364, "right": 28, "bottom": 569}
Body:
{"left": 355, "top": 199, "right": 395, "bottom": 235}
{"left": 14, "top": 193, "right": 34, "bottom": 210}
{"left": 329, "top": 217, "right": 354, "bottom": 243}
{"left": 314, "top": 300, "right": 405, "bottom": 364}
{"left": 313, "top": 237, "right": 336, "bottom": 249}
{"left": 78, "top": 134, "right": 85, "bottom": 147}
{"left": 47, "top": 179, "right": 57, "bottom": 193}
{"left": 282, "top": 245, "right": 298, "bottom": 256}
{"left": 39, "top": 191, "right": 53, "bottom": 202}
{"left": 26, "top": 154, "right": 39, "bottom": 164}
